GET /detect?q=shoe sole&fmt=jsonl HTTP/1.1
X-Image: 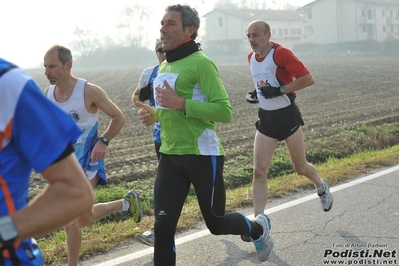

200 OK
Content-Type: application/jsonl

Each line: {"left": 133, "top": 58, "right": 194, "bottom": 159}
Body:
{"left": 125, "top": 191, "right": 143, "bottom": 223}
{"left": 323, "top": 198, "right": 334, "bottom": 212}
{"left": 253, "top": 214, "right": 274, "bottom": 262}
{"left": 321, "top": 179, "right": 333, "bottom": 212}
{"left": 262, "top": 235, "right": 274, "bottom": 261}
{"left": 254, "top": 234, "right": 274, "bottom": 262}
{"left": 132, "top": 192, "right": 143, "bottom": 223}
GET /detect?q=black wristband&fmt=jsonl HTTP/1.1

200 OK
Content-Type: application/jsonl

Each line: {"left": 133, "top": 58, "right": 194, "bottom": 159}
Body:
{"left": 138, "top": 83, "right": 152, "bottom": 101}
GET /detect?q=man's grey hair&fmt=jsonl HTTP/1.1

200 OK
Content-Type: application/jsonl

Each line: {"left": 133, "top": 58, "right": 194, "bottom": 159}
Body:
{"left": 47, "top": 45, "right": 73, "bottom": 65}
{"left": 166, "top": 4, "right": 200, "bottom": 39}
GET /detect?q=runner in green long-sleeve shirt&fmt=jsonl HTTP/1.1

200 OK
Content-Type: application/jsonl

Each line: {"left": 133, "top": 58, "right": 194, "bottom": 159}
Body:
{"left": 136, "top": 4, "right": 272, "bottom": 266}
{"left": 153, "top": 49, "right": 232, "bottom": 155}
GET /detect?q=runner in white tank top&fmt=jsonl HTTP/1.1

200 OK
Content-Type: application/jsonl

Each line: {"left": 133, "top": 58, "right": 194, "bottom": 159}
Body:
{"left": 47, "top": 78, "right": 106, "bottom": 182}
{"left": 43, "top": 44, "right": 143, "bottom": 266}
{"left": 241, "top": 20, "right": 334, "bottom": 261}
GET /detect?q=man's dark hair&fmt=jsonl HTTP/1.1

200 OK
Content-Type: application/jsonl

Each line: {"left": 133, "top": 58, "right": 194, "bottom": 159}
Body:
{"left": 166, "top": 4, "right": 200, "bottom": 39}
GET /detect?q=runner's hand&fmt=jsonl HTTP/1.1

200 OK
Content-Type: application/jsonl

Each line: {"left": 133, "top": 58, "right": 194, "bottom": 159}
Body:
{"left": 260, "top": 85, "right": 286, "bottom": 99}
{"left": 246, "top": 89, "right": 258, "bottom": 103}
{"left": 136, "top": 101, "right": 158, "bottom": 126}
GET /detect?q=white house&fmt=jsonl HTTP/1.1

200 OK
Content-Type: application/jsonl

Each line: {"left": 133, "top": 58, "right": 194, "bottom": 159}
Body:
{"left": 202, "top": 0, "right": 399, "bottom": 54}
{"left": 301, "top": 0, "right": 399, "bottom": 44}
{"left": 202, "top": 9, "right": 303, "bottom": 52}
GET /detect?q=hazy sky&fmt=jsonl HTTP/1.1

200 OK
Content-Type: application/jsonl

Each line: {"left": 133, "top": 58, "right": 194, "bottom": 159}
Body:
{"left": 1, "top": 0, "right": 313, "bottom": 69}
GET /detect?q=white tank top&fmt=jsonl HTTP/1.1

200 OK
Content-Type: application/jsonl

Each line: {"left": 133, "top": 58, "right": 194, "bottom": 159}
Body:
{"left": 46, "top": 78, "right": 99, "bottom": 158}
{"left": 249, "top": 51, "right": 291, "bottom": 111}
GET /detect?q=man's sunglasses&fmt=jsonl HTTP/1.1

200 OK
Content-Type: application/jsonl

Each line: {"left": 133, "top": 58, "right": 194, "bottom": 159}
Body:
{"left": 156, "top": 48, "right": 165, "bottom": 53}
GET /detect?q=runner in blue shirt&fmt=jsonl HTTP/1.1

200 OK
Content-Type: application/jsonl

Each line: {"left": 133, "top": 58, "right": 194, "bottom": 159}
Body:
{"left": 0, "top": 58, "right": 94, "bottom": 265}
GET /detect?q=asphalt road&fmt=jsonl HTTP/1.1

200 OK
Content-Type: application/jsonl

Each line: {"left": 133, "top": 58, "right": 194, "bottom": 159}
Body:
{"left": 76, "top": 165, "right": 399, "bottom": 266}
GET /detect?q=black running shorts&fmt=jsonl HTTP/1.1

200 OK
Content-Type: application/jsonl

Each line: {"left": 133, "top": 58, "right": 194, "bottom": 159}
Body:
{"left": 255, "top": 103, "right": 304, "bottom": 141}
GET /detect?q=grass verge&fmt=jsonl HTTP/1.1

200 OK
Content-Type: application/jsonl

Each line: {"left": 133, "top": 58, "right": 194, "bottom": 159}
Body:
{"left": 38, "top": 123, "right": 399, "bottom": 264}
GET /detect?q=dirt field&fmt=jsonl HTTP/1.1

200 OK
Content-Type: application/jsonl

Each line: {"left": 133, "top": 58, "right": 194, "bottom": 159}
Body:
{"left": 27, "top": 56, "right": 399, "bottom": 194}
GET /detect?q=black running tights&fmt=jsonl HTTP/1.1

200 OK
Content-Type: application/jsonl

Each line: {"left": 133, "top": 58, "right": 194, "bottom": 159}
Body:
{"left": 153, "top": 154, "right": 256, "bottom": 266}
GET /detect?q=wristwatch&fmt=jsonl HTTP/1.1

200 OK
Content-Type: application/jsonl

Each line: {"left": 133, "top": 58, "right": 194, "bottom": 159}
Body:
{"left": 98, "top": 136, "right": 109, "bottom": 146}
{"left": 0, "top": 215, "right": 18, "bottom": 246}
{"left": 280, "top": 85, "right": 286, "bottom": 95}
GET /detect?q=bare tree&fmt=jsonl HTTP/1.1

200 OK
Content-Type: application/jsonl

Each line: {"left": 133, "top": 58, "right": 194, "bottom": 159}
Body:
{"left": 102, "top": 36, "right": 118, "bottom": 50}
{"left": 215, "top": 0, "right": 240, "bottom": 9}
{"left": 214, "top": 0, "right": 269, "bottom": 9}
{"left": 117, "top": 4, "right": 152, "bottom": 48}
{"left": 240, "top": 0, "right": 269, "bottom": 9}
{"left": 282, "top": 1, "right": 300, "bottom": 10}
{"left": 70, "top": 27, "right": 100, "bottom": 58}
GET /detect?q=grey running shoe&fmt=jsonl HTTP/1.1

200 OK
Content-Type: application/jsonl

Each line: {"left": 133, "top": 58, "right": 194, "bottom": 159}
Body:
{"left": 241, "top": 214, "right": 271, "bottom": 242}
{"left": 318, "top": 178, "right": 333, "bottom": 212}
{"left": 121, "top": 190, "right": 143, "bottom": 223}
{"left": 135, "top": 228, "right": 155, "bottom": 246}
{"left": 252, "top": 214, "right": 274, "bottom": 262}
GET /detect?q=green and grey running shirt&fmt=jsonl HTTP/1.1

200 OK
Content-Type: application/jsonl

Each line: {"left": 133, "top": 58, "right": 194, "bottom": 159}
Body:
{"left": 153, "top": 51, "right": 232, "bottom": 156}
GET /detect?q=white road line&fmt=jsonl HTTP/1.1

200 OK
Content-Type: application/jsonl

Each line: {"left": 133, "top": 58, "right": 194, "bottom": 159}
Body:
{"left": 95, "top": 164, "right": 399, "bottom": 266}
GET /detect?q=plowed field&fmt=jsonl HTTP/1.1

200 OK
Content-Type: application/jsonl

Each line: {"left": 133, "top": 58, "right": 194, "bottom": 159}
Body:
{"left": 27, "top": 56, "right": 399, "bottom": 195}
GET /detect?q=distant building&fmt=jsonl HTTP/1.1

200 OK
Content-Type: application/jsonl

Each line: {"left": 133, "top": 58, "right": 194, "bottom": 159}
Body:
{"left": 202, "top": 0, "right": 399, "bottom": 55}
{"left": 202, "top": 9, "right": 303, "bottom": 53}
{"left": 300, "top": 0, "right": 399, "bottom": 44}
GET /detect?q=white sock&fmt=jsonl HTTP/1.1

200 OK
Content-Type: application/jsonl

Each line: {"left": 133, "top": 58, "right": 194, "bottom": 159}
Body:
{"left": 121, "top": 198, "right": 130, "bottom": 212}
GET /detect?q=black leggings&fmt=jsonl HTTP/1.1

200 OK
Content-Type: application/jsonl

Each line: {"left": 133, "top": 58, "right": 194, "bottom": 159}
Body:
{"left": 154, "top": 141, "right": 161, "bottom": 161}
{"left": 153, "top": 154, "right": 255, "bottom": 266}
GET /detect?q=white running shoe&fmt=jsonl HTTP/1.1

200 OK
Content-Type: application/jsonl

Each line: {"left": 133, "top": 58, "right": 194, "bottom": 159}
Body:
{"left": 252, "top": 213, "right": 274, "bottom": 262}
{"left": 318, "top": 178, "right": 333, "bottom": 212}
{"left": 135, "top": 228, "right": 155, "bottom": 246}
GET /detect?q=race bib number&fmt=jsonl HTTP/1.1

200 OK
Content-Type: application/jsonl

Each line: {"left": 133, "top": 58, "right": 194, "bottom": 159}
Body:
{"left": 153, "top": 73, "right": 179, "bottom": 109}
